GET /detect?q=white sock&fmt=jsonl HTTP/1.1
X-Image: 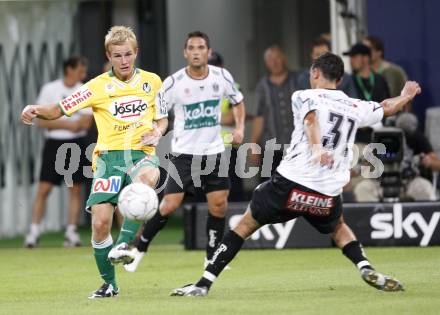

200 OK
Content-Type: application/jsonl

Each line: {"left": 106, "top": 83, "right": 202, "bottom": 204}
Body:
{"left": 357, "top": 260, "right": 371, "bottom": 270}
{"left": 91, "top": 235, "right": 113, "bottom": 249}
{"left": 203, "top": 271, "right": 217, "bottom": 282}
{"left": 30, "top": 223, "right": 40, "bottom": 236}
{"left": 66, "top": 224, "right": 77, "bottom": 235}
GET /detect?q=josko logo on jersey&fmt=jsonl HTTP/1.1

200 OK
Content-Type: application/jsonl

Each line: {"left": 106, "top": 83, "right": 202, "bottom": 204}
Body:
{"left": 92, "top": 176, "right": 122, "bottom": 194}
{"left": 60, "top": 86, "right": 93, "bottom": 112}
{"left": 285, "top": 189, "right": 334, "bottom": 216}
{"left": 109, "top": 96, "right": 149, "bottom": 122}
{"left": 183, "top": 99, "right": 220, "bottom": 130}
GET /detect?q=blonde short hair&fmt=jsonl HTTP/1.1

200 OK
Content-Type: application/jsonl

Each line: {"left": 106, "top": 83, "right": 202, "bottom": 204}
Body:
{"left": 104, "top": 26, "right": 138, "bottom": 52}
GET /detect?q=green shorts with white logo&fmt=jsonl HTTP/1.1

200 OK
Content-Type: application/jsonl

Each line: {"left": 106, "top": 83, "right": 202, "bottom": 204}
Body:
{"left": 86, "top": 150, "right": 159, "bottom": 211}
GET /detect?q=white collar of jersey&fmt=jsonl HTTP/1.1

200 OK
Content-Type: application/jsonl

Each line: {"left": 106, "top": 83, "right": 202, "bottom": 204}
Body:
{"left": 128, "top": 73, "right": 141, "bottom": 87}
{"left": 185, "top": 66, "right": 210, "bottom": 81}
{"left": 110, "top": 68, "right": 140, "bottom": 88}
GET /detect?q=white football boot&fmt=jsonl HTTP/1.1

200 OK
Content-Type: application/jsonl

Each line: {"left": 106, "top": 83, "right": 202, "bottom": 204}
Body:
{"left": 108, "top": 242, "right": 134, "bottom": 265}
{"left": 123, "top": 248, "right": 145, "bottom": 272}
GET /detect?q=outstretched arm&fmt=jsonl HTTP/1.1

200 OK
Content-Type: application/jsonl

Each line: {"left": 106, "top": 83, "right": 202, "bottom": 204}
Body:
{"left": 38, "top": 119, "right": 75, "bottom": 130}
{"left": 21, "top": 104, "right": 63, "bottom": 125}
{"left": 381, "top": 81, "right": 421, "bottom": 117}
{"left": 37, "top": 114, "right": 92, "bottom": 132}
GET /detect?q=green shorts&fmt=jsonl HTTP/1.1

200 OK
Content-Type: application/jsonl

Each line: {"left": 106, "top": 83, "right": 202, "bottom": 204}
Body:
{"left": 86, "top": 150, "right": 159, "bottom": 211}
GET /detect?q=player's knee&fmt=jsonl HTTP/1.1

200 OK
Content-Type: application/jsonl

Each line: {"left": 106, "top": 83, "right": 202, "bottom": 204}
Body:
{"left": 159, "top": 199, "right": 180, "bottom": 216}
{"left": 331, "top": 220, "right": 345, "bottom": 237}
{"left": 234, "top": 219, "right": 255, "bottom": 239}
{"left": 209, "top": 199, "right": 227, "bottom": 217}
{"left": 133, "top": 168, "right": 159, "bottom": 187}
{"left": 92, "top": 217, "right": 111, "bottom": 237}
{"left": 136, "top": 174, "right": 156, "bottom": 187}
{"left": 331, "top": 221, "right": 356, "bottom": 247}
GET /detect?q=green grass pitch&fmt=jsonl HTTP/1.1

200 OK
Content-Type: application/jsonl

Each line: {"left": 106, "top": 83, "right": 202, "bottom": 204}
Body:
{"left": 1, "top": 228, "right": 439, "bottom": 315}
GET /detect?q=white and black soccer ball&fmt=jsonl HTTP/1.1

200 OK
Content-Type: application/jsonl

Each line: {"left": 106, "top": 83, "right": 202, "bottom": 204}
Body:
{"left": 117, "top": 183, "right": 158, "bottom": 222}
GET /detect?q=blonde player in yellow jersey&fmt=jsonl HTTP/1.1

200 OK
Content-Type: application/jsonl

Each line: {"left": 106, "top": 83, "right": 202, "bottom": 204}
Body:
{"left": 21, "top": 26, "right": 168, "bottom": 298}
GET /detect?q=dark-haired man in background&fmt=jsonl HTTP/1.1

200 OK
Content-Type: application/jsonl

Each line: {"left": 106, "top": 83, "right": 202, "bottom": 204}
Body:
{"left": 250, "top": 45, "right": 299, "bottom": 177}
{"left": 24, "top": 56, "right": 93, "bottom": 248}
{"left": 123, "top": 31, "right": 246, "bottom": 272}
{"left": 297, "top": 38, "right": 358, "bottom": 98}
{"left": 344, "top": 43, "right": 390, "bottom": 103}
{"left": 171, "top": 52, "right": 421, "bottom": 296}
{"left": 344, "top": 43, "right": 390, "bottom": 143}
{"left": 363, "top": 36, "right": 408, "bottom": 99}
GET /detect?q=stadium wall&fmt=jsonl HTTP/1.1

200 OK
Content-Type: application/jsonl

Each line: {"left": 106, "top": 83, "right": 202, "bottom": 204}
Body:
{"left": 185, "top": 202, "right": 440, "bottom": 249}
{"left": 0, "top": 1, "right": 79, "bottom": 237}
{"left": 367, "top": 0, "right": 440, "bottom": 130}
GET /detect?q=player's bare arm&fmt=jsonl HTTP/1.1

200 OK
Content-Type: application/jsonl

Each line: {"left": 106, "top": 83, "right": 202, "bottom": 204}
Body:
{"left": 141, "top": 117, "right": 168, "bottom": 147}
{"left": 37, "top": 119, "right": 80, "bottom": 132}
{"left": 381, "top": 81, "right": 421, "bottom": 117}
{"left": 37, "top": 114, "right": 92, "bottom": 132}
{"left": 250, "top": 116, "right": 264, "bottom": 144}
{"left": 304, "top": 110, "right": 333, "bottom": 167}
{"left": 21, "top": 103, "right": 63, "bottom": 125}
{"left": 249, "top": 116, "right": 264, "bottom": 164}
{"left": 231, "top": 102, "right": 245, "bottom": 144}
{"left": 221, "top": 110, "right": 234, "bottom": 126}
{"left": 78, "top": 114, "right": 93, "bottom": 130}
{"left": 421, "top": 152, "right": 440, "bottom": 171}
{"left": 155, "top": 117, "right": 168, "bottom": 135}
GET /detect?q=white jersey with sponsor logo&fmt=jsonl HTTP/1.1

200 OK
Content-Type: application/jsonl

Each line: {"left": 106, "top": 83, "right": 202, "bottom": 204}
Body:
{"left": 159, "top": 65, "right": 243, "bottom": 155}
{"left": 37, "top": 79, "right": 92, "bottom": 140}
{"left": 277, "top": 89, "right": 384, "bottom": 196}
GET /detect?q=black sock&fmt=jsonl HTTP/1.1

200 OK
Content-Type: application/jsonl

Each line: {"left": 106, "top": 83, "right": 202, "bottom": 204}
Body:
{"left": 342, "top": 240, "right": 373, "bottom": 270}
{"left": 206, "top": 213, "right": 225, "bottom": 260}
{"left": 137, "top": 211, "right": 168, "bottom": 252}
{"left": 196, "top": 230, "right": 244, "bottom": 289}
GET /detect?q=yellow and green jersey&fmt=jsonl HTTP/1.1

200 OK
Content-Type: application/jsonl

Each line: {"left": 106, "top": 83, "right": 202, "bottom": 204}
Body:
{"left": 58, "top": 68, "right": 167, "bottom": 169}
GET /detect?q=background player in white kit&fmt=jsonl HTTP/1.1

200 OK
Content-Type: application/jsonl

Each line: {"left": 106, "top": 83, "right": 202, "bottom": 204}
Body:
{"left": 120, "top": 31, "right": 245, "bottom": 271}
{"left": 25, "top": 56, "right": 93, "bottom": 248}
{"left": 171, "top": 52, "right": 421, "bottom": 296}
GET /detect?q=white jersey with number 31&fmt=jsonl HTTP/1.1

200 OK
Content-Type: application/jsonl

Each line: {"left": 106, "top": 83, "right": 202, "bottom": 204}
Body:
{"left": 277, "top": 89, "right": 384, "bottom": 196}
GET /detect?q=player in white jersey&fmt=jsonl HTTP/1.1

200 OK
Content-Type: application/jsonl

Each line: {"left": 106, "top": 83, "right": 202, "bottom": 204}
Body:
{"left": 171, "top": 52, "right": 421, "bottom": 296}
{"left": 277, "top": 83, "right": 384, "bottom": 196}
{"left": 160, "top": 59, "right": 243, "bottom": 155}
{"left": 121, "top": 31, "right": 245, "bottom": 272}
{"left": 24, "top": 56, "right": 93, "bottom": 248}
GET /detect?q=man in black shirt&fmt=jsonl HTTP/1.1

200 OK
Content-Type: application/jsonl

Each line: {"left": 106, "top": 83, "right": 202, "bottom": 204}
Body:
{"left": 344, "top": 43, "right": 390, "bottom": 143}
{"left": 344, "top": 43, "right": 390, "bottom": 102}
{"left": 250, "top": 45, "right": 299, "bottom": 178}
{"left": 297, "top": 38, "right": 358, "bottom": 98}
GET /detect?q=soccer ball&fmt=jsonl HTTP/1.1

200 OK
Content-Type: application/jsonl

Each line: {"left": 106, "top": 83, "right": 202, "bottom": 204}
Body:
{"left": 117, "top": 183, "right": 158, "bottom": 222}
